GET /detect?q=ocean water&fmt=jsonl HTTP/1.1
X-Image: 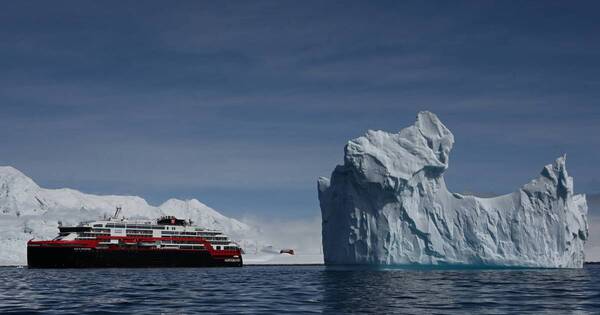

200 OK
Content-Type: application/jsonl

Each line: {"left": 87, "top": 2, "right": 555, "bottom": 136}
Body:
{"left": 2, "top": 265, "right": 600, "bottom": 314}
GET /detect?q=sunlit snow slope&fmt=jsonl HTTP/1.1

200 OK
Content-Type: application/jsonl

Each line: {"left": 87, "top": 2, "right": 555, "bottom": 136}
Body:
{"left": 0, "top": 166, "right": 322, "bottom": 265}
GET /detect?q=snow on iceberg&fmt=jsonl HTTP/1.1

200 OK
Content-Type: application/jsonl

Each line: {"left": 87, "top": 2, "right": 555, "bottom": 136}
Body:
{"left": 318, "top": 111, "right": 588, "bottom": 268}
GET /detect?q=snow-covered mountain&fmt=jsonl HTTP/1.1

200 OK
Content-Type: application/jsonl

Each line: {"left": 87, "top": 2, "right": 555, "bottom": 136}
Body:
{"left": 0, "top": 166, "right": 255, "bottom": 265}
{"left": 158, "top": 199, "right": 251, "bottom": 239}
{"left": 319, "top": 111, "right": 588, "bottom": 268}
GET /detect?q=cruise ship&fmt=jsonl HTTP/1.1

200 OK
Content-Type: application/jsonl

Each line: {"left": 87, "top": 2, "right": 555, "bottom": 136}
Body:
{"left": 27, "top": 207, "right": 243, "bottom": 268}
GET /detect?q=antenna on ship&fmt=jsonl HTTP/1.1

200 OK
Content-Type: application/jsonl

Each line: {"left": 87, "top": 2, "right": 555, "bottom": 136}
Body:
{"left": 113, "top": 206, "right": 122, "bottom": 219}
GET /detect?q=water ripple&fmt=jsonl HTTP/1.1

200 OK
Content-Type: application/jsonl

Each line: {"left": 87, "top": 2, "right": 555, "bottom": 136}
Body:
{"left": 0, "top": 265, "right": 600, "bottom": 314}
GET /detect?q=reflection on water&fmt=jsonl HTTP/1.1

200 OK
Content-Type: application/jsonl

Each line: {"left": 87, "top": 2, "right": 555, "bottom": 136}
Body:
{"left": 1, "top": 265, "right": 599, "bottom": 314}
{"left": 322, "top": 266, "right": 600, "bottom": 314}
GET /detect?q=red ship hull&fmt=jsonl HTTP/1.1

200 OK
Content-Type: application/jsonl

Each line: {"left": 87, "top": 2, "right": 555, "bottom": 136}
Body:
{"left": 27, "top": 237, "right": 243, "bottom": 268}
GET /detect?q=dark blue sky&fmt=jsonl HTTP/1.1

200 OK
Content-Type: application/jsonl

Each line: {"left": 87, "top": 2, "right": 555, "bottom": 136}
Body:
{"left": 1, "top": 1, "right": 599, "bottom": 219}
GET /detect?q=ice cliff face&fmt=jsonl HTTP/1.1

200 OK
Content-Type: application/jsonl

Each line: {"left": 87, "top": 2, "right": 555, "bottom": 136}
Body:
{"left": 0, "top": 166, "right": 253, "bottom": 265}
{"left": 319, "top": 111, "right": 588, "bottom": 268}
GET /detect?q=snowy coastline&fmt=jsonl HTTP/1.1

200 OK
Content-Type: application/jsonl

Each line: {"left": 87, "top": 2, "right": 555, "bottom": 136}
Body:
{"left": 0, "top": 166, "right": 323, "bottom": 266}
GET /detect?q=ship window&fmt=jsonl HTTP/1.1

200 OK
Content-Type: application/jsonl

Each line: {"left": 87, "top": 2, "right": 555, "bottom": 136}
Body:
{"left": 93, "top": 224, "right": 103, "bottom": 227}
{"left": 126, "top": 225, "right": 151, "bottom": 229}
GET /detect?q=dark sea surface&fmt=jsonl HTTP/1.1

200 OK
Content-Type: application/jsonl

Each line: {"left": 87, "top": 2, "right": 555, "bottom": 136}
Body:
{"left": 2, "top": 265, "right": 600, "bottom": 314}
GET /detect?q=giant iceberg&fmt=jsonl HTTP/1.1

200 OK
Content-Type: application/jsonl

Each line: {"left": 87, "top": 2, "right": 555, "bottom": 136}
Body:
{"left": 318, "top": 111, "right": 588, "bottom": 268}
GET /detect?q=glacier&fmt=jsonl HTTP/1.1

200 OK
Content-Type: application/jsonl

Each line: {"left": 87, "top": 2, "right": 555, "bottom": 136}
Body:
{"left": 318, "top": 111, "right": 588, "bottom": 268}
{"left": 0, "top": 166, "right": 323, "bottom": 266}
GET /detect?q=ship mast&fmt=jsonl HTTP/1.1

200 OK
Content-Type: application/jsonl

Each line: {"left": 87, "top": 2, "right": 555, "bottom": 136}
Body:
{"left": 113, "top": 206, "right": 122, "bottom": 220}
